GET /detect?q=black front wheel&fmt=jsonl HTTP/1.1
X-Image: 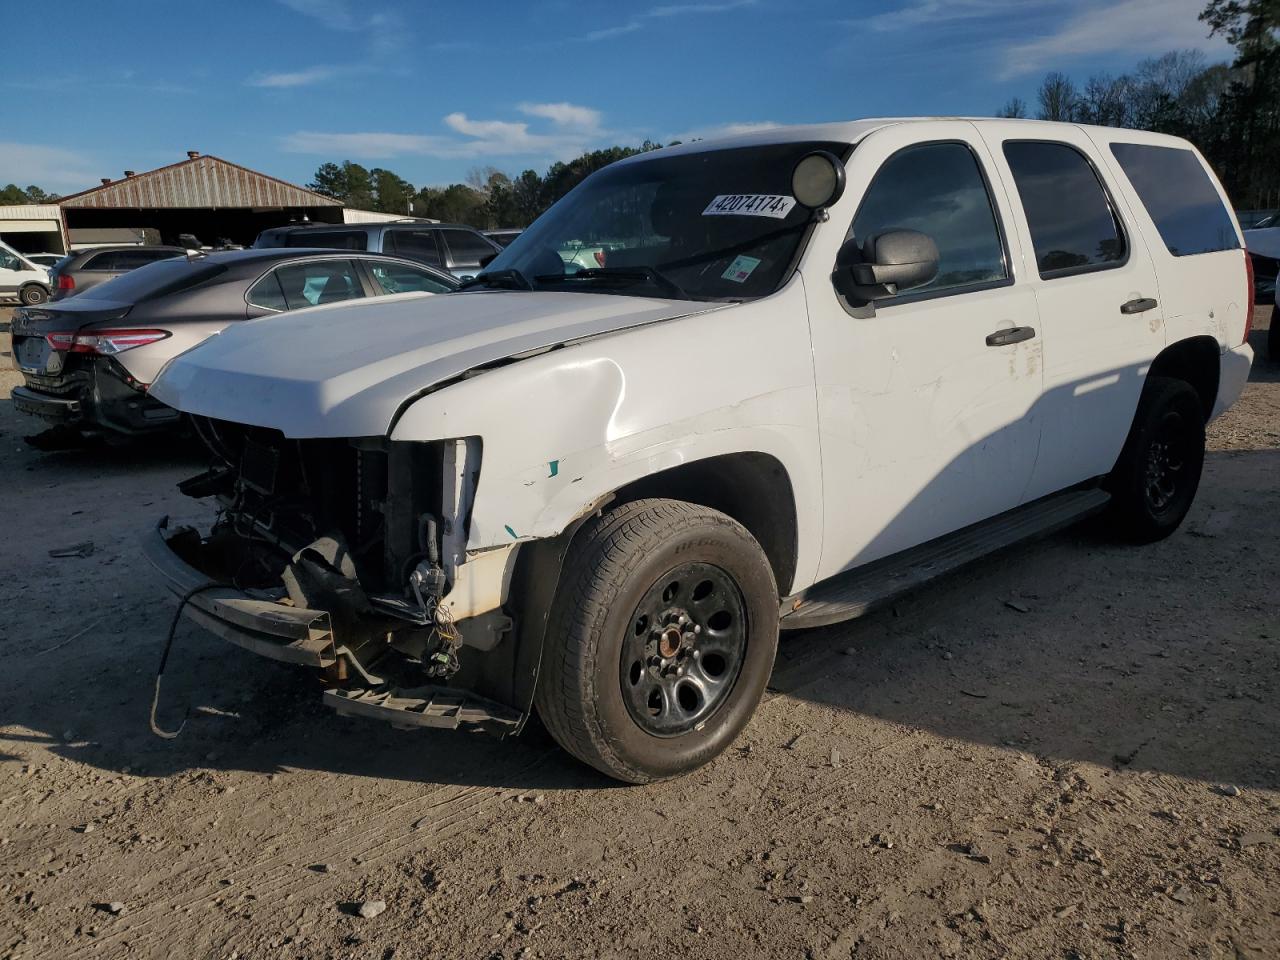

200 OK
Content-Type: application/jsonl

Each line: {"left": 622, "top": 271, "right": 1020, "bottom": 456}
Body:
{"left": 1106, "top": 376, "right": 1205, "bottom": 543}
{"left": 536, "top": 499, "right": 779, "bottom": 783}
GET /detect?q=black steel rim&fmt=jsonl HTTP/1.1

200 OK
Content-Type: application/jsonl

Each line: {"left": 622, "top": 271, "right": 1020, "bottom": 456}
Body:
{"left": 619, "top": 561, "right": 748, "bottom": 737}
{"left": 1144, "top": 411, "right": 1187, "bottom": 512}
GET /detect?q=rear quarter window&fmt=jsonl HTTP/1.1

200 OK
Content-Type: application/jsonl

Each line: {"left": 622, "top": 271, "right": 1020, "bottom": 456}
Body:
{"left": 1109, "top": 143, "right": 1240, "bottom": 257}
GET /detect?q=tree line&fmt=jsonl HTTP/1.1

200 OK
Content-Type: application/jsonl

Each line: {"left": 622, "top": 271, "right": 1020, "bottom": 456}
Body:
{"left": 999, "top": 0, "right": 1280, "bottom": 210}
{"left": 0, "top": 185, "right": 60, "bottom": 204}
{"left": 305, "top": 142, "right": 668, "bottom": 229}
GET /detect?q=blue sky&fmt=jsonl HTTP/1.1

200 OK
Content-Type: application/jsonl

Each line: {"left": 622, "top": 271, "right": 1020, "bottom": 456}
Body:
{"left": 1, "top": 0, "right": 1231, "bottom": 195}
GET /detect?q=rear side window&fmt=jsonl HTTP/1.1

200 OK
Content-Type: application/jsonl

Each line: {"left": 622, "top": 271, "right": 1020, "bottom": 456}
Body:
{"left": 285, "top": 230, "right": 367, "bottom": 251}
{"left": 80, "top": 252, "right": 119, "bottom": 270}
{"left": 849, "top": 141, "right": 1007, "bottom": 295}
{"left": 1003, "top": 141, "right": 1126, "bottom": 279}
{"left": 114, "top": 249, "right": 179, "bottom": 270}
{"left": 246, "top": 271, "right": 288, "bottom": 311}
{"left": 441, "top": 228, "right": 498, "bottom": 264}
{"left": 274, "top": 259, "right": 366, "bottom": 310}
{"left": 1109, "top": 143, "right": 1240, "bottom": 257}
{"left": 387, "top": 230, "right": 443, "bottom": 266}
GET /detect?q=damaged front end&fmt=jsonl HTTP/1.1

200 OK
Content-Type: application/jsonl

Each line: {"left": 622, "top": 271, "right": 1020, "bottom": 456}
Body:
{"left": 145, "top": 416, "right": 548, "bottom": 737}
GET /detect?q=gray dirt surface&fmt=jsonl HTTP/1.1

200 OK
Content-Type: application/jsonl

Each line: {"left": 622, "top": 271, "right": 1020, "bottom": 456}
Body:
{"left": 0, "top": 306, "right": 1277, "bottom": 960}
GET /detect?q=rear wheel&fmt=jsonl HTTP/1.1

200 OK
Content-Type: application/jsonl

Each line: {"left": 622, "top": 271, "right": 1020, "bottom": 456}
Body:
{"left": 1268, "top": 312, "right": 1279, "bottom": 361}
{"left": 19, "top": 284, "right": 47, "bottom": 306}
{"left": 1106, "top": 376, "right": 1205, "bottom": 543}
{"left": 535, "top": 499, "right": 779, "bottom": 783}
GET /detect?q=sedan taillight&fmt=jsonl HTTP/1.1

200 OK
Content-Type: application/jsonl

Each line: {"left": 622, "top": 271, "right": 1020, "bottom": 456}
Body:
{"left": 45, "top": 329, "right": 170, "bottom": 355}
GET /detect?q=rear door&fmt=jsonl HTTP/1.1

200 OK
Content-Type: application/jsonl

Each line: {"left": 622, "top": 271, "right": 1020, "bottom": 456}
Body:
{"left": 978, "top": 124, "right": 1166, "bottom": 502}
{"left": 1095, "top": 135, "right": 1247, "bottom": 351}
{"left": 385, "top": 228, "right": 445, "bottom": 269}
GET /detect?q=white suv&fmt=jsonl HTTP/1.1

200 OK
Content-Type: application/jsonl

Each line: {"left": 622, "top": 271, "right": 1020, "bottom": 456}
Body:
{"left": 145, "top": 118, "right": 1253, "bottom": 783}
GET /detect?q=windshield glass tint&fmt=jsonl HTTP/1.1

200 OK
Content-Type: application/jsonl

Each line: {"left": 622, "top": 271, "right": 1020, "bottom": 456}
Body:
{"left": 483, "top": 141, "right": 848, "bottom": 301}
{"left": 77, "top": 259, "right": 226, "bottom": 301}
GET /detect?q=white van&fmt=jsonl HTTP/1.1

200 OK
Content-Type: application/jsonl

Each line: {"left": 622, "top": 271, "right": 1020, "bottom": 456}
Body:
{"left": 0, "top": 241, "right": 52, "bottom": 304}
{"left": 145, "top": 118, "right": 1253, "bottom": 782}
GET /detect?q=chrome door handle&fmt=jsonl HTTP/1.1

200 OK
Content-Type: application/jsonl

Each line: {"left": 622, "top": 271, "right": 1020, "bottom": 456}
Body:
{"left": 985, "top": 326, "right": 1036, "bottom": 347}
{"left": 1120, "top": 297, "right": 1158, "bottom": 314}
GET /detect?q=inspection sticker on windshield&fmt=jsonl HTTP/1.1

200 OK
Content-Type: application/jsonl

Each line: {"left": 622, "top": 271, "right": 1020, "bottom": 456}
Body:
{"left": 703, "top": 194, "right": 796, "bottom": 219}
{"left": 722, "top": 255, "right": 762, "bottom": 283}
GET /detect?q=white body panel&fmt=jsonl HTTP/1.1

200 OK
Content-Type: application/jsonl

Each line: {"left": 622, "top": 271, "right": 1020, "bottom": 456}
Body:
{"left": 150, "top": 116, "right": 1253, "bottom": 609}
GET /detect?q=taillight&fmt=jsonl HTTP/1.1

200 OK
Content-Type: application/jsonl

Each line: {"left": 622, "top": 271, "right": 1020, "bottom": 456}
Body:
{"left": 45, "top": 329, "right": 170, "bottom": 355}
{"left": 56, "top": 274, "right": 75, "bottom": 291}
{"left": 1243, "top": 252, "right": 1255, "bottom": 345}
{"left": 593, "top": 249, "right": 607, "bottom": 268}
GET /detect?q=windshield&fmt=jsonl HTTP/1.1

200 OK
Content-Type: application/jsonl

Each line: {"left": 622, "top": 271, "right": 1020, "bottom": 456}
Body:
{"left": 78, "top": 258, "right": 226, "bottom": 302}
{"left": 481, "top": 141, "right": 849, "bottom": 301}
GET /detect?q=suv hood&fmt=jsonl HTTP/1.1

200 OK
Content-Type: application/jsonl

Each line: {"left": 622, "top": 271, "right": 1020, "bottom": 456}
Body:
{"left": 151, "top": 290, "right": 718, "bottom": 438}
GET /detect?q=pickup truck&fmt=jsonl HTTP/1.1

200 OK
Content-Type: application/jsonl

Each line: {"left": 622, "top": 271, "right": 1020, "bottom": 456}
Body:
{"left": 144, "top": 118, "right": 1253, "bottom": 783}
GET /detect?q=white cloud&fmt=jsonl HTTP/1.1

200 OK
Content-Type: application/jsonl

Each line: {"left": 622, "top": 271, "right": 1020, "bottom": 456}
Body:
{"left": 867, "top": 0, "right": 1042, "bottom": 31}
{"left": 279, "top": 102, "right": 611, "bottom": 161}
{"left": 518, "top": 102, "right": 603, "bottom": 131}
{"left": 669, "top": 121, "right": 781, "bottom": 142}
{"left": 571, "top": 0, "right": 756, "bottom": 43}
{"left": 276, "top": 0, "right": 357, "bottom": 30}
{"left": 246, "top": 66, "right": 339, "bottom": 88}
{"left": 0, "top": 142, "right": 100, "bottom": 194}
{"left": 1000, "top": 0, "right": 1228, "bottom": 78}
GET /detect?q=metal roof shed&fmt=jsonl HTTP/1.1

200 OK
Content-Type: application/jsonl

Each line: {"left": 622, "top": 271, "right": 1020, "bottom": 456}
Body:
{"left": 57, "top": 152, "right": 345, "bottom": 247}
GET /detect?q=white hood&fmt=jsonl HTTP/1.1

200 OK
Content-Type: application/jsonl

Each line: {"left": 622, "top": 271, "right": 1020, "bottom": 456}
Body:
{"left": 151, "top": 290, "right": 714, "bottom": 438}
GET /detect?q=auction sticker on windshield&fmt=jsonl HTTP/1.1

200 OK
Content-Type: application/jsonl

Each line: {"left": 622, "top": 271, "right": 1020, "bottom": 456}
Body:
{"left": 722, "top": 255, "right": 762, "bottom": 283}
{"left": 702, "top": 195, "right": 796, "bottom": 219}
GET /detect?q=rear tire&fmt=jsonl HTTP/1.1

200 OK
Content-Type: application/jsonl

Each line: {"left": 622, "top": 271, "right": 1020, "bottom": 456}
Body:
{"left": 1268, "top": 313, "right": 1279, "bottom": 362}
{"left": 1105, "top": 376, "right": 1205, "bottom": 543}
{"left": 535, "top": 498, "right": 779, "bottom": 783}
{"left": 19, "top": 284, "right": 47, "bottom": 306}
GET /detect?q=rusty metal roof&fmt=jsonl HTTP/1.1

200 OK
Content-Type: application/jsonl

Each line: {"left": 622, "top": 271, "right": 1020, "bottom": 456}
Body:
{"left": 59, "top": 155, "right": 341, "bottom": 209}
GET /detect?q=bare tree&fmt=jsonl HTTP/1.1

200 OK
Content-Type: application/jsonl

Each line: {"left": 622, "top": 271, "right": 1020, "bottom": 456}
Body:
{"left": 1037, "top": 72, "right": 1079, "bottom": 121}
{"left": 996, "top": 96, "right": 1029, "bottom": 118}
{"left": 1078, "top": 73, "right": 1136, "bottom": 127}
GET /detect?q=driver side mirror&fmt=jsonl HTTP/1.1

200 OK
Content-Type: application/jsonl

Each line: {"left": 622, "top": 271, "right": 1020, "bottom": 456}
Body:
{"left": 832, "top": 229, "right": 939, "bottom": 305}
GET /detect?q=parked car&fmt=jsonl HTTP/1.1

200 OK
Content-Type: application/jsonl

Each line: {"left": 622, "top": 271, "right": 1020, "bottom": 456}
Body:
{"left": 485, "top": 229, "right": 523, "bottom": 248}
{"left": 253, "top": 221, "right": 503, "bottom": 279}
{"left": 23, "top": 253, "right": 65, "bottom": 270}
{"left": 49, "top": 245, "right": 190, "bottom": 301}
{"left": 146, "top": 118, "right": 1252, "bottom": 784}
{"left": 0, "top": 241, "right": 53, "bottom": 305}
{"left": 12, "top": 249, "right": 457, "bottom": 439}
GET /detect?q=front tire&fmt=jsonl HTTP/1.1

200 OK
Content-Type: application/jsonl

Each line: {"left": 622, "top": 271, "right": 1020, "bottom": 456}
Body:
{"left": 19, "top": 284, "right": 48, "bottom": 306}
{"left": 1106, "top": 376, "right": 1205, "bottom": 543}
{"left": 535, "top": 499, "right": 779, "bottom": 783}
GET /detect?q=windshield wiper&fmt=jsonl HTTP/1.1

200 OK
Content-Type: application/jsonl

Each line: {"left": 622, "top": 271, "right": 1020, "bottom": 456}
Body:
{"left": 458, "top": 268, "right": 534, "bottom": 291}
{"left": 535, "top": 266, "right": 688, "bottom": 301}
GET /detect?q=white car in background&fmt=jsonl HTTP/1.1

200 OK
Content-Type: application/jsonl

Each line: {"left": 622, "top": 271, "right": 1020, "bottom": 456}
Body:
{"left": 0, "top": 241, "right": 52, "bottom": 304}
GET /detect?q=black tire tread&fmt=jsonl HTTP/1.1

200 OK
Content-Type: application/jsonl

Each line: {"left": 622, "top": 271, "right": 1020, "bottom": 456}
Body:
{"left": 535, "top": 498, "right": 769, "bottom": 783}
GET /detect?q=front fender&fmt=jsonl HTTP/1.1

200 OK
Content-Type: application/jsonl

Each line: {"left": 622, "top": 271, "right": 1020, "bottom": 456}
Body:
{"left": 391, "top": 278, "right": 823, "bottom": 592}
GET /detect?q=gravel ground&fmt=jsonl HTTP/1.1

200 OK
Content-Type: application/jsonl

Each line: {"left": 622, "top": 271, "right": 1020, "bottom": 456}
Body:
{"left": 0, "top": 307, "right": 1276, "bottom": 960}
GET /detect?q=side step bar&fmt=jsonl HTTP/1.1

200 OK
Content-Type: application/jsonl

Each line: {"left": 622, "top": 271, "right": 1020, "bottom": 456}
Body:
{"left": 324, "top": 685, "right": 522, "bottom": 738}
{"left": 781, "top": 487, "right": 1111, "bottom": 630}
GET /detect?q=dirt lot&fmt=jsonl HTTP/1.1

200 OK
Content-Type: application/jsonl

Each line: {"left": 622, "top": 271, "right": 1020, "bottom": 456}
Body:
{"left": 0, "top": 306, "right": 1277, "bottom": 960}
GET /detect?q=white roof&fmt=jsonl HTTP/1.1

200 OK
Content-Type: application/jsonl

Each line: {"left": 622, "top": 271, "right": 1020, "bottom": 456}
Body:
{"left": 626, "top": 116, "right": 1193, "bottom": 162}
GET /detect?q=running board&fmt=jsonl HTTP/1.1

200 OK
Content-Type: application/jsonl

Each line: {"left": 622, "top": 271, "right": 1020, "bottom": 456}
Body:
{"left": 323, "top": 685, "right": 522, "bottom": 738}
{"left": 781, "top": 487, "right": 1110, "bottom": 630}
